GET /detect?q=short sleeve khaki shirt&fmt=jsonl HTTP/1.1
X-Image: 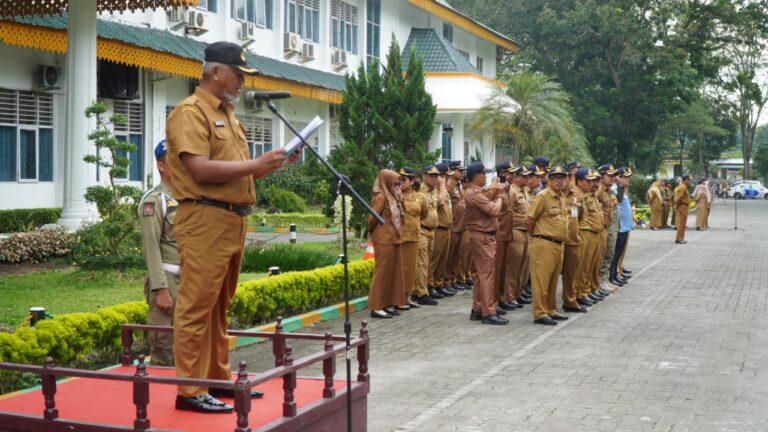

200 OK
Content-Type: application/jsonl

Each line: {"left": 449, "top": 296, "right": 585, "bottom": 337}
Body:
{"left": 527, "top": 187, "right": 568, "bottom": 241}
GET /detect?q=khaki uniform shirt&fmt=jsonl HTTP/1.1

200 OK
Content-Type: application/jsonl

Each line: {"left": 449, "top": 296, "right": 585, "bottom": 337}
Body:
{"left": 420, "top": 184, "right": 439, "bottom": 230}
{"left": 437, "top": 185, "right": 452, "bottom": 229}
{"left": 509, "top": 183, "right": 529, "bottom": 232}
{"left": 402, "top": 190, "right": 428, "bottom": 243}
{"left": 463, "top": 184, "right": 502, "bottom": 232}
{"left": 448, "top": 178, "right": 466, "bottom": 232}
{"left": 563, "top": 186, "right": 582, "bottom": 246}
{"left": 527, "top": 187, "right": 568, "bottom": 242}
{"left": 495, "top": 184, "right": 513, "bottom": 241}
{"left": 166, "top": 87, "right": 254, "bottom": 205}
{"left": 369, "top": 194, "right": 403, "bottom": 245}
{"left": 674, "top": 184, "right": 690, "bottom": 207}
{"left": 576, "top": 188, "right": 603, "bottom": 233}
{"left": 139, "top": 182, "right": 179, "bottom": 290}
{"left": 597, "top": 183, "right": 618, "bottom": 228}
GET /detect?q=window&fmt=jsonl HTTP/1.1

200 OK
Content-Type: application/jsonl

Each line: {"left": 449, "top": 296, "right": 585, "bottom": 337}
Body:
{"left": 476, "top": 56, "right": 483, "bottom": 73}
{"left": 231, "top": 0, "right": 273, "bottom": 29}
{"left": 199, "top": 0, "right": 217, "bottom": 12}
{"left": 456, "top": 48, "right": 470, "bottom": 61}
{"left": 331, "top": 0, "right": 358, "bottom": 54}
{"left": 443, "top": 23, "right": 453, "bottom": 43}
{"left": 441, "top": 124, "right": 452, "bottom": 164}
{"left": 366, "top": 0, "right": 380, "bottom": 67}
{"left": 0, "top": 88, "right": 54, "bottom": 182}
{"left": 242, "top": 116, "right": 273, "bottom": 158}
{"left": 112, "top": 100, "right": 144, "bottom": 182}
{"left": 285, "top": 0, "right": 319, "bottom": 43}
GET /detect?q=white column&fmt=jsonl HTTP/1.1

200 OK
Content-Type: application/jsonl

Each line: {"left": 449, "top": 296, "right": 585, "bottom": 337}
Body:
{"left": 451, "top": 113, "right": 465, "bottom": 163}
{"left": 483, "top": 133, "right": 495, "bottom": 167}
{"left": 428, "top": 122, "right": 441, "bottom": 155}
{"left": 319, "top": 103, "right": 331, "bottom": 157}
{"left": 148, "top": 73, "right": 168, "bottom": 189}
{"left": 58, "top": 0, "right": 98, "bottom": 230}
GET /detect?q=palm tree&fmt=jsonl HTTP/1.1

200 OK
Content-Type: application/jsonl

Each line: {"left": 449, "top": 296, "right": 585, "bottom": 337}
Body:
{"left": 471, "top": 70, "right": 592, "bottom": 164}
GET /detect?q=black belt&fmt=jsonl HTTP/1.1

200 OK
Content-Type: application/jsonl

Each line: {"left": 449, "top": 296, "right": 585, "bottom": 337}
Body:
{"left": 471, "top": 230, "right": 496, "bottom": 236}
{"left": 435, "top": 226, "right": 449, "bottom": 231}
{"left": 184, "top": 199, "right": 254, "bottom": 217}
{"left": 533, "top": 234, "right": 564, "bottom": 245}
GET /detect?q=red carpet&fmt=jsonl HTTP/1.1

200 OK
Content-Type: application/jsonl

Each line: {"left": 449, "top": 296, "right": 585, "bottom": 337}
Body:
{"left": 0, "top": 366, "right": 345, "bottom": 431}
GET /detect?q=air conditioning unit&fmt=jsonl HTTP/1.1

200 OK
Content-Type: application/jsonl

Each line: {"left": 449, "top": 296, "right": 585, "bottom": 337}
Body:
{"left": 331, "top": 50, "right": 348, "bottom": 70}
{"left": 300, "top": 43, "right": 315, "bottom": 61}
{"left": 185, "top": 10, "right": 208, "bottom": 36}
{"left": 167, "top": 6, "right": 185, "bottom": 21}
{"left": 283, "top": 32, "right": 302, "bottom": 54}
{"left": 36, "top": 65, "right": 61, "bottom": 90}
{"left": 240, "top": 21, "right": 256, "bottom": 48}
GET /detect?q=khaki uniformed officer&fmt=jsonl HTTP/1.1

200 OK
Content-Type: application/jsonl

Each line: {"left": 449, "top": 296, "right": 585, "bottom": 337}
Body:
{"left": 430, "top": 163, "right": 454, "bottom": 297}
{"left": 508, "top": 164, "right": 532, "bottom": 307}
{"left": 138, "top": 140, "right": 179, "bottom": 367}
{"left": 526, "top": 165, "right": 569, "bottom": 325}
{"left": 574, "top": 168, "right": 603, "bottom": 306}
{"left": 446, "top": 160, "right": 469, "bottom": 291}
{"left": 674, "top": 175, "right": 692, "bottom": 244}
{"left": 413, "top": 165, "right": 441, "bottom": 304}
{"left": 166, "top": 42, "right": 299, "bottom": 413}
{"left": 399, "top": 167, "right": 427, "bottom": 308}
{"left": 561, "top": 162, "right": 587, "bottom": 314}
{"left": 464, "top": 162, "right": 508, "bottom": 325}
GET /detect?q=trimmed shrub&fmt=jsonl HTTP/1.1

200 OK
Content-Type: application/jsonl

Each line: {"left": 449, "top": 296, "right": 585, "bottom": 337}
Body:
{"left": 0, "top": 228, "right": 71, "bottom": 263}
{"left": 69, "top": 221, "right": 142, "bottom": 264}
{"left": 241, "top": 243, "right": 338, "bottom": 273}
{"left": 230, "top": 260, "right": 374, "bottom": 326}
{"left": 255, "top": 163, "right": 330, "bottom": 206}
{"left": 78, "top": 255, "right": 145, "bottom": 271}
{"left": 0, "top": 208, "right": 62, "bottom": 233}
{"left": 629, "top": 177, "right": 655, "bottom": 205}
{"left": 260, "top": 186, "right": 307, "bottom": 213}
{"left": 249, "top": 212, "right": 332, "bottom": 229}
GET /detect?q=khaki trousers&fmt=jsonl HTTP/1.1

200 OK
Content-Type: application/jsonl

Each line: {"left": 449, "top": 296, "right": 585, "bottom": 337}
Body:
{"left": 401, "top": 240, "right": 419, "bottom": 297}
{"left": 577, "top": 230, "right": 600, "bottom": 297}
{"left": 447, "top": 230, "right": 463, "bottom": 282}
{"left": 413, "top": 229, "right": 434, "bottom": 296}
{"left": 368, "top": 243, "right": 405, "bottom": 310}
{"left": 430, "top": 228, "right": 451, "bottom": 286}
{"left": 174, "top": 204, "right": 246, "bottom": 397}
{"left": 494, "top": 240, "right": 515, "bottom": 303}
{"left": 470, "top": 231, "right": 496, "bottom": 317}
{"left": 675, "top": 206, "right": 689, "bottom": 241}
{"left": 650, "top": 201, "right": 663, "bottom": 228}
{"left": 509, "top": 229, "right": 529, "bottom": 299}
{"left": 459, "top": 230, "right": 472, "bottom": 282}
{"left": 663, "top": 203, "right": 670, "bottom": 226}
{"left": 144, "top": 271, "right": 178, "bottom": 367}
{"left": 529, "top": 237, "right": 564, "bottom": 320}
{"left": 561, "top": 244, "right": 580, "bottom": 307}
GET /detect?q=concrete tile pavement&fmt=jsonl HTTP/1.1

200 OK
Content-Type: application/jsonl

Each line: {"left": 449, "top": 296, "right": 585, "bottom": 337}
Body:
{"left": 231, "top": 199, "right": 768, "bottom": 432}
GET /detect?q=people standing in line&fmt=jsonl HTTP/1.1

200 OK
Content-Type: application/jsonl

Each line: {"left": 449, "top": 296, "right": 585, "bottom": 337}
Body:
{"left": 610, "top": 168, "right": 633, "bottom": 287}
{"left": 508, "top": 164, "right": 532, "bottom": 308}
{"left": 464, "top": 162, "right": 509, "bottom": 325}
{"left": 596, "top": 164, "right": 620, "bottom": 294}
{"left": 526, "top": 165, "right": 570, "bottom": 325}
{"left": 674, "top": 175, "right": 692, "bottom": 244}
{"left": 412, "top": 165, "right": 441, "bottom": 305}
{"left": 574, "top": 168, "right": 602, "bottom": 307}
{"left": 561, "top": 162, "right": 587, "bottom": 314}
{"left": 399, "top": 168, "right": 427, "bottom": 309}
{"left": 493, "top": 162, "right": 516, "bottom": 314}
{"left": 694, "top": 179, "right": 709, "bottom": 231}
{"left": 446, "top": 161, "right": 470, "bottom": 291}
{"left": 368, "top": 169, "right": 407, "bottom": 319}
{"left": 432, "top": 163, "right": 456, "bottom": 297}
{"left": 647, "top": 179, "right": 664, "bottom": 230}
{"left": 166, "top": 42, "right": 298, "bottom": 413}
{"left": 138, "top": 140, "right": 179, "bottom": 367}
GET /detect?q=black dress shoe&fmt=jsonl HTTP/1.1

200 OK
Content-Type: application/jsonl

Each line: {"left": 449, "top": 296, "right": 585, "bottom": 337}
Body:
{"left": 498, "top": 301, "right": 517, "bottom": 311}
{"left": 517, "top": 296, "right": 532, "bottom": 304}
{"left": 549, "top": 313, "right": 569, "bottom": 321}
{"left": 209, "top": 387, "right": 264, "bottom": 399}
{"left": 175, "top": 394, "right": 234, "bottom": 413}
{"left": 533, "top": 316, "right": 557, "bottom": 326}
{"left": 622, "top": 269, "right": 633, "bottom": 274}
{"left": 395, "top": 305, "right": 411, "bottom": 311}
{"left": 371, "top": 310, "right": 393, "bottom": 319}
{"left": 452, "top": 282, "right": 469, "bottom": 290}
{"left": 469, "top": 309, "right": 482, "bottom": 321}
{"left": 562, "top": 304, "right": 587, "bottom": 313}
{"left": 416, "top": 295, "right": 438, "bottom": 306}
{"left": 384, "top": 307, "right": 400, "bottom": 316}
{"left": 675, "top": 240, "right": 687, "bottom": 244}
{"left": 588, "top": 293, "right": 603, "bottom": 302}
{"left": 465, "top": 277, "right": 475, "bottom": 286}
{"left": 406, "top": 299, "right": 421, "bottom": 308}
{"left": 509, "top": 300, "right": 523, "bottom": 309}
{"left": 495, "top": 306, "right": 508, "bottom": 315}
{"left": 428, "top": 287, "right": 444, "bottom": 299}
{"left": 609, "top": 278, "right": 625, "bottom": 287}
{"left": 577, "top": 297, "right": 594, "bottom": 307}
{"left": 437, "top": 287, "right": 456, "bottom": 297}
{"left": 481, "top": 314, "right": 509, "bottom": 325}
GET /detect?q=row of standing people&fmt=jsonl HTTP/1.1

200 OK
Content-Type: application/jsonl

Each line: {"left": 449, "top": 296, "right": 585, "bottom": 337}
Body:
{"left": 367, "top": 157, "right": 637, "bottom": 325}
{"left": 646, "top": 175, "right": 709, "bottom": 244}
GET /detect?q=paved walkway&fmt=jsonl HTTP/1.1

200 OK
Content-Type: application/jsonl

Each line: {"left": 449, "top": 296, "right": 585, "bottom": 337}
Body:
{"left": 232, "top": 199, "right": 768, "bottom": 432}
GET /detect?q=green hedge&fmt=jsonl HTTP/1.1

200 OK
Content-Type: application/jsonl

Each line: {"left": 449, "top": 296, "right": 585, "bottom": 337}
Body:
{"left": 240, "top": 243, "right": 338, "bottom": 272}
{"left": 78, "top": 255, "right": 146, "bottom": 271}
{"left": 230, "top": 260, "right": 374, "bottom": 327}
{"left": 261, "top": 186, "right": 307, "bottom": 213}
{"left": 0, "top": 208, "right": 62, "bottom": 233}
{"left": 0, "top": 302, "right": 147, "bottom": 365}
{"left": 249, "top": 212, "right": 332, "bottom": 229}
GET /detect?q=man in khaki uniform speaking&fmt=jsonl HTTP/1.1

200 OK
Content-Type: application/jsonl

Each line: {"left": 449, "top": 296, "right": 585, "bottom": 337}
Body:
{"left": 166, "top": 41, "right": 299, "bottom": 413}
{"left": 138, "top": 140, "right": 179, "bottom": 367}
{"left": 526, "top": 165, "right": 569, "bottom": 326}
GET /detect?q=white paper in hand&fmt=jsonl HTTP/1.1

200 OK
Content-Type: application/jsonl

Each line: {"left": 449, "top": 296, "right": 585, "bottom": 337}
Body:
{"left": 282, "top": 115, "right": 324, "bottom": 156}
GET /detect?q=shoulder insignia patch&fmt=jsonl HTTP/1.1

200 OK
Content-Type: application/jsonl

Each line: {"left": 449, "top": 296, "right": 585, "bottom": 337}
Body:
{"left": 181, "top": 107, "right": 197, "bottom": 113}
{"left": 142, "top": 202, "right": 155, "bottom": 217}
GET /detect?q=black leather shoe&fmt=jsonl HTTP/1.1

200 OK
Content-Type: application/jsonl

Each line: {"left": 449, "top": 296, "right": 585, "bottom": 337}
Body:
{"left": 517, "top": 296, "right": 532, "bottom": 304}
{"left": 407, "top": 298, "right": 421, "bottom": 308}
{"left": 395, "top": 305, "right": 411, "bottom": 311}
{"left": 562, "top": 305, "right": 587, "bottom": 313}
{"left": 588, "top": 293, "right": 603, "bottom": 302}
{"left": 428, "top": 287, "right": 444, "bottom": 299}
{"left": 509, "top": 300, "right": 523, "bottom": 309}
{"left": 371, "top": 310, "right": 392, "bottom": 319}
{"left": 481, "top": 314, "right": 509, "bottom": 325}
{"left": 495, "top": 306, "right": 508, "bottom": 315}
{"left": 175, "top": 394, "right": 234, "bottom": 413}
{"left": 621, "top": 273, "right": 632, "bottom": 279}
{"left": 452, "top": 282, "right": 469, "bottom": 290}
{"left": 609, "top": 278, "right": 625, "bottom": 287}
{"left": 209, "top": 387, "right": 264, "bottom": 399}
{"left": 498, "top": 301, "right": 517, "bottom": 311}
{"left": 444, "top": 286, "right": 458, "bottom": 294}
{"left": 549, "top": 313, "right": 569, "bottom": 321}
{"left": 465, "top": 277, "right": 475, "bottom": 286}
{"left": 383, "top": 307, "right": 400, "bottom": 316}
{"left": 470, "top": 309, "right": 482, "bottom": 321}
{"left": 416, "top": 295, "right": 438, "bottom": 306}
{"left": 436, "top": 287, "right": 455, "bottom": 297}
{"left": 533, "top": 316, "right": 557, "bottom": 326}
{"left": 577, "top": 297, "right": 594, "bottom": 307}
{"left": 675, "top": 240, "right": 687, "bottom": 244}
{"left": 622, "top": 269, "right": 633, "bottom": 274}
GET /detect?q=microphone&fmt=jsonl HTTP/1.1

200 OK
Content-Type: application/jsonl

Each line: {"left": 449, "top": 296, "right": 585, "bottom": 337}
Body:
{"left": 245, "top": 91, "right": 292, "bottom": 102}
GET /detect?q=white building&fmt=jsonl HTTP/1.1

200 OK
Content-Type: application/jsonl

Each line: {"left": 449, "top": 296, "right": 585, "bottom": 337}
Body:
{"left": 0, "top": 0, "right": 517, "bottom": 225}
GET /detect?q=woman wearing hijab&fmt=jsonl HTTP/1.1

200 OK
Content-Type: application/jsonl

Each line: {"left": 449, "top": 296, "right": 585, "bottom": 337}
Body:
{"left": 694, "top": 179, "right": 708, "bottom": 230}
{"left": 399, "top": 167, "right": 428, "bottom": 309}
{"left": 368, "top": 169, "right": 407, "bottom": 318}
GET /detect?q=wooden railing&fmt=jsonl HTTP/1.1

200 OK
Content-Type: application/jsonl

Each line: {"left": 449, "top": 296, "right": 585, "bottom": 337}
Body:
{"left": 0, "top": 318, "right": 370, "bottom": 432}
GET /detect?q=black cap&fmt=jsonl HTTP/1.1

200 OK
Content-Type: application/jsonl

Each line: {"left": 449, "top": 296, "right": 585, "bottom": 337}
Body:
{"left": 204, "top": 41, "right": 260, "bottom": 75}
{"left": 597, "top": 164, "right": 617, "bottom": 175}
{"left": 423, "top": 165, "right": 440, "bottom": 174}
{"left": 681, "top": 174, "right": 691, "bottom": 180}
{"left": 574, "top": 167, "right": 590, "bottom": 181}
{"left": 565, "top": 161, "right": 580, "bottom": 171}
{"left": 495, "top": 161, "right": 510, "bottom": 173}
{"left": 508, "top": 164, "right": 523, "bottom": 175}
{"left": 398, "top": 167, "right": 416, "bottom": 177}
{"left": 548, "top": 165, "right": 568, "bottom": 177}
{"left": 534, "top": 156, "right": 550, "bottom": 168}
{"left": 614, "top": 167, "right": 626, "bottom": 176}
{"left": 435, "top": 162, "right": 453, "bottom": 175}
{"left": 527, "top": 164, "right": 546, "bottom": 176}
{"left": 466, "top": 162, "right": 491, "bottom": 179}
{"left": 448, "top": 160, "right": 465, "bottom": 170}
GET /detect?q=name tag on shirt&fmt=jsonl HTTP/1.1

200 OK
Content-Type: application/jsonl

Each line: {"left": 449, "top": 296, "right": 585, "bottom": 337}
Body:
{"left": 214, "top": 120, "right": 226, "bottom": 127}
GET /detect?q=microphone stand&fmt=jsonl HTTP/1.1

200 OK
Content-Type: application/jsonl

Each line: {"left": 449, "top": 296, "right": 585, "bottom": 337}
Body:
{"left": 265, "top": 100, "right": 384, "bottom": 432}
